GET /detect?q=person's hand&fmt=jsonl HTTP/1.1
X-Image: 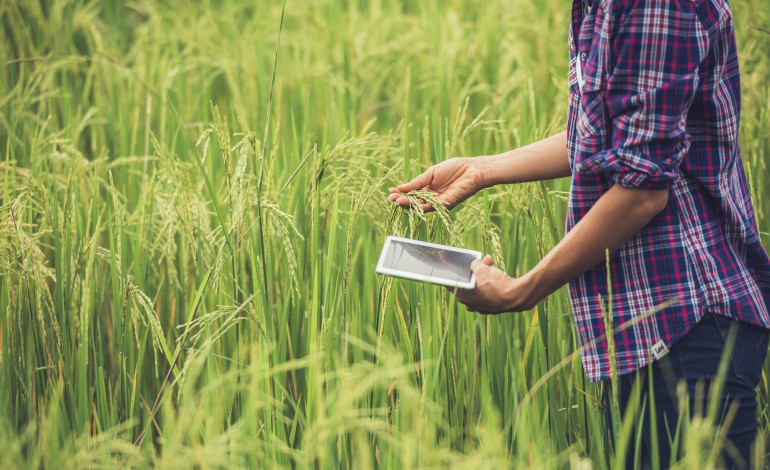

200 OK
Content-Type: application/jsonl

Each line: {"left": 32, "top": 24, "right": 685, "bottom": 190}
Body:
{"left": 387, "top": 157, "right": 488, "bottom": 212}
{"left": 453, "top": 256, "right": 540, "bottom": 314}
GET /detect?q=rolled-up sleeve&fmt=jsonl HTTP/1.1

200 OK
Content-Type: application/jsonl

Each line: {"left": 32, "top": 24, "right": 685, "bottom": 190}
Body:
{"left": 578, "top": 0, "right": 710, "bottom": 190}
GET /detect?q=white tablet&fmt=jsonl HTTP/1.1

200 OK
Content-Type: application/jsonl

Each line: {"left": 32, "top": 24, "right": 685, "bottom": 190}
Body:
{"left": 375, "top": 236, "right": 482, "bottom": 289}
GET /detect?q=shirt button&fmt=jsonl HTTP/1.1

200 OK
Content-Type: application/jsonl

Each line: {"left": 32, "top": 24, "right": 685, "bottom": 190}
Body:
{"left": 581, "top": 52, "right": 587, "bottom": 62}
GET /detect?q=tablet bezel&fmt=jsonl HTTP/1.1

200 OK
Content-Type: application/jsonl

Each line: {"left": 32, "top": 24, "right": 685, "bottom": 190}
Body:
{"left": 375, "top": 236, "right": 482, "bottom": 289}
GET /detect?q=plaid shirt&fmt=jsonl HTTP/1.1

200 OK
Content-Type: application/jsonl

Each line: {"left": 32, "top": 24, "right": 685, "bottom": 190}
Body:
{"left": 566, "top": 0, "right": 770, "bottom": 382}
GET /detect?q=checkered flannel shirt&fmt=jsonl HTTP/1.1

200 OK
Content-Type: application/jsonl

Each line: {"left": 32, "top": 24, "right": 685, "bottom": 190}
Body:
{"left": 566, "top": 0, "right": 770, "bottom": 382}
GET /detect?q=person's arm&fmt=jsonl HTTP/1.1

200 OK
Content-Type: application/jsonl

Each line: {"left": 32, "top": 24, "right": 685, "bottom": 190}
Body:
{"left": 456, "top": 184, "right": 668, "bottom": 313}
{"left": 388, "top": 131, "right": 570, "bottom": 211}
{"left": 475, "top": 130, "right": 571, "bottom": 185}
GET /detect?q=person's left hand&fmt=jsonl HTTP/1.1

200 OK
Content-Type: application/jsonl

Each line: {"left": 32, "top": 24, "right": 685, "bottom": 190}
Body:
{"left": 453, "top": 256, "right": 538, "bottom": 314}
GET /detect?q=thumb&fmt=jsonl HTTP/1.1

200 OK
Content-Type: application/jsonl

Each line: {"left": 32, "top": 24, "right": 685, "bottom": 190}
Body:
{"left": 470, "top": 259, "right": 489, "bottom": 273}
{"left": 396, "top": 168, "right": 433, "bottom": 193}
{"left": 482, "top": 255, "right": 492, "bottom": 266}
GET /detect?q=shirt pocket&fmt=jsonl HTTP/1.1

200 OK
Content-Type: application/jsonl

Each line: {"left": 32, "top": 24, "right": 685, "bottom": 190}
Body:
{"left": 574, "top": 9, "right": 609, "bottom": 144}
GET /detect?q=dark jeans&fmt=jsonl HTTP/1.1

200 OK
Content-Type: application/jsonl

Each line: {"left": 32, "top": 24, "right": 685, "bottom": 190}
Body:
{"left": 604, "top": 314, "right": 770, "bottom": 469}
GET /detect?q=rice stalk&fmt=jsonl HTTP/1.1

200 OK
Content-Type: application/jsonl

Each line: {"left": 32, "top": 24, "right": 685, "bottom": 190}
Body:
{"left": 398, "top": 188, "right": 461, "bottom": 242}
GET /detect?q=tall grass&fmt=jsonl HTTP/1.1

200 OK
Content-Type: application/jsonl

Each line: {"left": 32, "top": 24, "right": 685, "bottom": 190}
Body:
{"left": 1, "top": 0, "right": 769, "bottom": 468}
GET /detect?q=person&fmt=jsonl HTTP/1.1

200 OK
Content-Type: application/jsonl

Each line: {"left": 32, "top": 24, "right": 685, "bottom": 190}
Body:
{"left": 387, "top": 0, "right": 770, "bottom": 468}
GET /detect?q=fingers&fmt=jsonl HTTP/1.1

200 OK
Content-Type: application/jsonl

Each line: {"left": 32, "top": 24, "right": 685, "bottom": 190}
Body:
{"left": 419, "top": 202, "right": 435, "bottom": 212}
{"left": 470, "top": 259, "right": 490, "bottom": 273}
{"left": 396, "top": 170, "right": 433, "bottom": 193}
{"left": 386, "top": 165, "right": 454, "bottom": 214}
{"left": 386, "top": 169, "right": 435, "bottom": 208}
{"left": 387, "top": 194, "right": 436, "bottom": 212}
{"left": 449, "top": 288, "right": 497, "bottom": 315}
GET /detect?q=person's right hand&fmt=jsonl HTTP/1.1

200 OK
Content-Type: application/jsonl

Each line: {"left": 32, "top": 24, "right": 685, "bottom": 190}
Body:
{"left": 387, "top": 157, "right": 488, "bottom": 212}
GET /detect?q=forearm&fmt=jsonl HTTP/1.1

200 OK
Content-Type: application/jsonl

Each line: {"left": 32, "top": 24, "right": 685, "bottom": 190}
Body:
{"left": 477, "top": 131, "right": 571, "bottom": 187}
{"left": 520, "top": 185, "right": 669, "bottom": 305}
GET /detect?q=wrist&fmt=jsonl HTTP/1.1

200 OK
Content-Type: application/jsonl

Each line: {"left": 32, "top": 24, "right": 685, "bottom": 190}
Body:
{"left": 509, "top": 269, "right": 548, "bottom": 311}
{"left": 472, "top": 154, "right": 502, "bottom": 189}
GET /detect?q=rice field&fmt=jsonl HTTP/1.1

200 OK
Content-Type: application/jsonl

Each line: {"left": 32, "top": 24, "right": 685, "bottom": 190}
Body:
{"left": 1, "top": 0, "right": 769, "bottom": 468}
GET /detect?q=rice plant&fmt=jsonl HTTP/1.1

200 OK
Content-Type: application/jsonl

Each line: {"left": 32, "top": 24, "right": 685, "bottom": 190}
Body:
{"left": 1, "top": 0, "right": 769, "bottom": 468}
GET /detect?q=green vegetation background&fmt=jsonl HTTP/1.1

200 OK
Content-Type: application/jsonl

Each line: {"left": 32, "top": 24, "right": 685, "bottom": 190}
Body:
{"left": 1, "top": 0, "right": 769, "bottom": 468}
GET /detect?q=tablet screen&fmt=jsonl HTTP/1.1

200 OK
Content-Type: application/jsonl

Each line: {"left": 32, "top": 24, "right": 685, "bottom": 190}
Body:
{"left": 380, "top": 238, "right": 476, "bottom": 284}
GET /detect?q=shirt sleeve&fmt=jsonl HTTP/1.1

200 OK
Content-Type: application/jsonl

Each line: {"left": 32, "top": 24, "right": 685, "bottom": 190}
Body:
{"left": 578, "top": 0, "right": 710, "bottom": 190}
